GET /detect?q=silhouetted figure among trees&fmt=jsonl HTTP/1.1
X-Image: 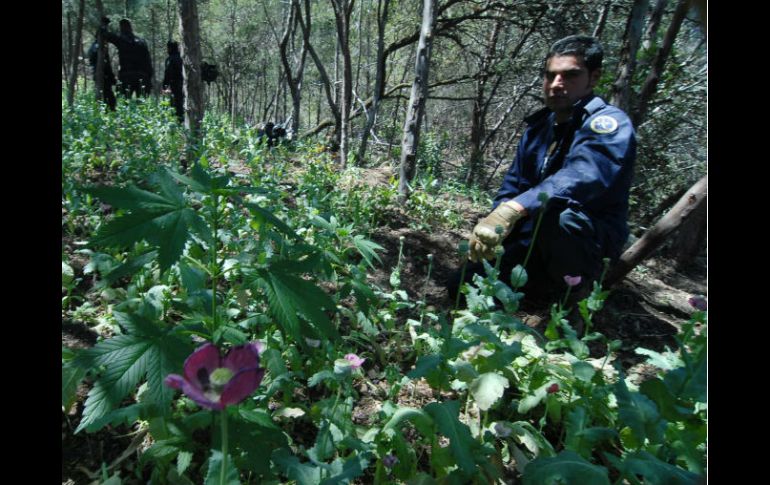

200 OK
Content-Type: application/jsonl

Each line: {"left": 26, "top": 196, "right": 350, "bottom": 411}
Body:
{"left": 162, "top": 41, "right": 185, "bottom": 122}
{"left": 87, "top": 39, "right": 116, "bottom": 111}
{"left": 100, "top": 18, "right": 153, "bottom": 98}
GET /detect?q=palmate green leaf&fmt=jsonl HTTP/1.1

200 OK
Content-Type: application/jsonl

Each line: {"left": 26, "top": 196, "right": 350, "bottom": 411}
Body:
{"left": 85, "top": 184, "right": 179, "bottom": 212}
{"left": 522, "top": 450, "right": 610, "bottom": 485}
{"left": 103, "top": 249, "right": 158, "bottom": 285}
{"left": 74, "top": 330, "right": 193, "bottom": 433}
{"left": 262, "top": 269, "right": 339, "bottom": 341}
{"left": 204, "top": 450, "right": 241, "bottom": 485}
{"left": 244, "top": 202, "right": 298, "bottom": 240}
{"left": 618, "top": 451, "right": 702, "bottom": 485}
{"left": 75, "top": 335, "right": 153, "bottom": 433}
{"left": 424, "top": 400, "right": 479, "bottom": 475}
{"left": 469, "top": 372, "right": 509, "bottom": 411}
{"left": 62, "top": 362, "right": 87, "bottom": 411}
{"left": 351, "top": 235, "right": 383, "bottom": 269}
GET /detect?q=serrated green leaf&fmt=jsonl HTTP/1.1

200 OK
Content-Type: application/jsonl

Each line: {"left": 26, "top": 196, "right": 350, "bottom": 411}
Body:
{"left": 75, "top": 335, "right": 153, "bottom": 433}
{"left": 352, "top": 235, "right": 383, "bottom": 269}
{"left": 62, "top": 362, "right": 87, "bottom": 411}
{"left": 424, "top": 401, "right": 478, "bottom": 475}
{"left": 407, "top": 354, "right": 442, "bottom": 379}
{"left": 85, "top": 184, "right": 177, "bottom": 212}
{"left": 204, "top": 450, "right": 241, "bottom": 485}
{"left": 244, "top": 202, "right": 298, "bottom": 239}
{"left": 319, "top": 452, "right": 371, "bottom": 485}
{"left": 523, "top": 450, "right": 610, "bottom": 485}
{"left": 618, "top": 451, "right": 701, "bottom": 485}
{"left": 104, "top": 249, "right": 159, "bottom": 285}
{"left": 177, "top": 450, "right": 193, "bottom": 475}
{"left": 614, "top": 378, "right": 666, "bottom": 446}
{"left": 74, "top": 329, "right": 192, "bottom": 433}
{"left": 272, "top": 448, "right": 321, "bottom": 485}
{"left": 85, "top": 402, "right": 157, "bottom": 433}
{"left": 308, "top": 370, "right": 337, "bottom": 387}
{"left": 571, "top": 361, "right": 596, "bottom": 383}
{"left": 470, "top": 373, "right": 509, "bottom": 411}
{"left": 639, "top": 378, "right": 693, "bottom": 421}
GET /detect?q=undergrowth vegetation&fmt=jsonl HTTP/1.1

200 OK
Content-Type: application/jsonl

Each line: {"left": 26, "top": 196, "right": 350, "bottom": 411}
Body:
{"left": 62, "top": 93, "right": 706, "bottom": 485}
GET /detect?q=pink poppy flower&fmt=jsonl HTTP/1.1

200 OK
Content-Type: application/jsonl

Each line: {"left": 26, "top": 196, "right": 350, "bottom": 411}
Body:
{"left": 344, "top": 353, "right": 366, "bottom": 369}
{"left": 563, "top": 275, "right": 582, "bottom": 287}
{"left": 547, "top": 383, "right": 559, "bottom": 394}
{"left": 688, "top": 296, "right": 707, "bottom": 311}
{"left": 165, "top": 342, "right": 265, "bottom": 410}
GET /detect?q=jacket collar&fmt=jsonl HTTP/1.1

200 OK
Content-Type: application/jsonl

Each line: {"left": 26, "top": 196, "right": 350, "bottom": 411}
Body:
{"left": 524, "top": 93, "right": 605, "bottom": 126}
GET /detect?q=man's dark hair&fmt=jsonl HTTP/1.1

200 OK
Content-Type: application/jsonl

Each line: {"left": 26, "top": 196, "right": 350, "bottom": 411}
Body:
{"left": 119, "top": 18, "right": 133, "bottom": 34}
{"left": 167, "top": 41, "right": 179, "bottom": 53}
{"left": 546, "top": 35, "right": 603, "bottom": 72}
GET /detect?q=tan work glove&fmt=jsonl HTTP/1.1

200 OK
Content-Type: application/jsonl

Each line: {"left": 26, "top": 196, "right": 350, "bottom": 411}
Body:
{"left": 468, "top": 201, "right": 524, "bottom": 262}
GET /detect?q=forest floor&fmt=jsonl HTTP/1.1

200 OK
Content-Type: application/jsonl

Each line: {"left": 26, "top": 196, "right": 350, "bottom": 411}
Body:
{"left": 61, "top": 161, "right": 707, "bottom": 484}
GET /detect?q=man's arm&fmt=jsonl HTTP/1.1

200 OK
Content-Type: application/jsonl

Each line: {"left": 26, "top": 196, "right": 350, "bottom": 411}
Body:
{"left": 510, "top": 109, "right": 635, "bottom": 217}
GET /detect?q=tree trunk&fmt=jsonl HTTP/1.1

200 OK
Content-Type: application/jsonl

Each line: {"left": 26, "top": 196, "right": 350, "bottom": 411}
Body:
{"left": 66, "top": 0, "right": 85, "bottom": 107}
{"left": 641, "top": 0, "right": 668, "bottom": 54}
{"left": 592, "top": 0, "right": 613, "bottom": 39}
{"left": 279, "top": 0, "right": 308, "bottom": 136}
{"left": 397, "top": 0, "right": 436, "bottom": 201}
{"left": 666, "top": 186, "right": 706, "bottom": 269}
{"left": 298, "top": 0, "right": 341, "bottom": 141}
{"left": 64, "top": 10, "right": 72, "bottom": 82}
{"left": 178, "top": 0, "right": 205, "bottom": 164}
{"left": 94, "top": 0, "right": 107, "bottom": 103}
{"left": 632, "top": 0, "right": 689, "bottom": 127}
{"left": 610, "top": 0, "right": 649, "bottom": 114}
{"left": 606, "top": 175, "right": 706, "bottom": 286}
{"left": 356, "top": 0, "right": 390, "bottom": 165}
{"left": 331, "top": 0, "right": 355, "bottom": 168}
{"left": 465, "top": 19, "right": 502, "bottom": 187}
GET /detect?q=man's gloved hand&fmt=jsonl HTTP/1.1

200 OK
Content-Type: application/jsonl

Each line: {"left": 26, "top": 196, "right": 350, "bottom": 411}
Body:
{"left": 468, "top": 201, "right": 524, "bottom": 262}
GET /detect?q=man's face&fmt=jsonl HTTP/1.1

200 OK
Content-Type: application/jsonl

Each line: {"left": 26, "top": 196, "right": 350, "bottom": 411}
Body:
{"left": 543, "top": 54, "right": 600, "bottom": 120}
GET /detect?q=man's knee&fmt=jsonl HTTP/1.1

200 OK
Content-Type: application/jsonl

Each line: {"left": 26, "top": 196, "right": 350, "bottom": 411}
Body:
{"left": 537, "top": 207, "right": 603, "bottom": 283}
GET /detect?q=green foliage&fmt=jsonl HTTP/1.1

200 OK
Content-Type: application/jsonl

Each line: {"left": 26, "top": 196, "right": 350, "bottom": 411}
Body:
{"left": 63, "top": 86, "right": 706, "bottom": 484}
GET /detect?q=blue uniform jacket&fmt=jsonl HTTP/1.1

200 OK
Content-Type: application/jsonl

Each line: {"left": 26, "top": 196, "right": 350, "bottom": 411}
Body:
{"left": 494, "top": 94, "right": 635, "bottom": 258}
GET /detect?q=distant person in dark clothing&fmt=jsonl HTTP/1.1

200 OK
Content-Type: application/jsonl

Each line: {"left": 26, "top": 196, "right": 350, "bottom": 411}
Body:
{"left": 100, "top": 18, "right": 153, "bottom": 98}
{"left": 162, "top": 41, "right": 184, "bottom": 122}
{"left": 87, "top": 39, "right": 116, "bottom": 111}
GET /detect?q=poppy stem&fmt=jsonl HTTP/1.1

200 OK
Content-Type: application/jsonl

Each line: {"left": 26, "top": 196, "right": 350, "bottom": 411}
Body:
{"left": 220, "top": 410, "right": 229, "bottom": 485}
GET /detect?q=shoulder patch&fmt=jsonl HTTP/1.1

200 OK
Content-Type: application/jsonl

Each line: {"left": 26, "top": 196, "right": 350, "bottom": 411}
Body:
{"left": 590, "top": 115, "right": 618, "bottom": 134}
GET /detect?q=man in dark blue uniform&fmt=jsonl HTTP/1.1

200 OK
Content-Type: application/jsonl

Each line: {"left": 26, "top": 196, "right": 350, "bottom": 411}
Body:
{"left": 162, "top": 41, "right": 184, "bottom": 122}
{"left": 101, "top": 19, "right": 154, "bottom": 98}
{"left": 448, "top": 35, "right": 636, "bottom": 303}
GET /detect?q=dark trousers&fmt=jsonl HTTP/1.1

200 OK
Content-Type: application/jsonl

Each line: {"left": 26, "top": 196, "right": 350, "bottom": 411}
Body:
{"left": 117, "top": 77, "right": 152, "bottom": 98}
{"left": 97, "top": 82, "right": 116, "bottom": 111}
{"left": 447, "top": 204, "right": 607, "bottom": 305}
{"left": 170, "top": 87, "right": 185, "bottom": 122}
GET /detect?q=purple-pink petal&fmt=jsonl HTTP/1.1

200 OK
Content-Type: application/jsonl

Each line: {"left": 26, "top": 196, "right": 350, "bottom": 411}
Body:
{"left": 164, "top": 374, "right": 185, "bottom": 389}
{"left": 563, "top": 275, "right": 582, "bottom": 287}
{"left": 179, "top": 379, "right": 223, "bottom": 410}
{"left": 183, "top": 343, "right": 222, "bottom": 389}
{"left": 220, "top": 368, "right": 265, "bottom": 407}
{"left": 344, "top": 353, "right": 366, "bottom": 369}
{"left": 223, "top": 343, "right": 261, "bottom": 373}
{"left": 250, "top": 341, "right": 266, "bottom": 355}
{"left": 688, "top": 296, "right": 707, "bottom": 311}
